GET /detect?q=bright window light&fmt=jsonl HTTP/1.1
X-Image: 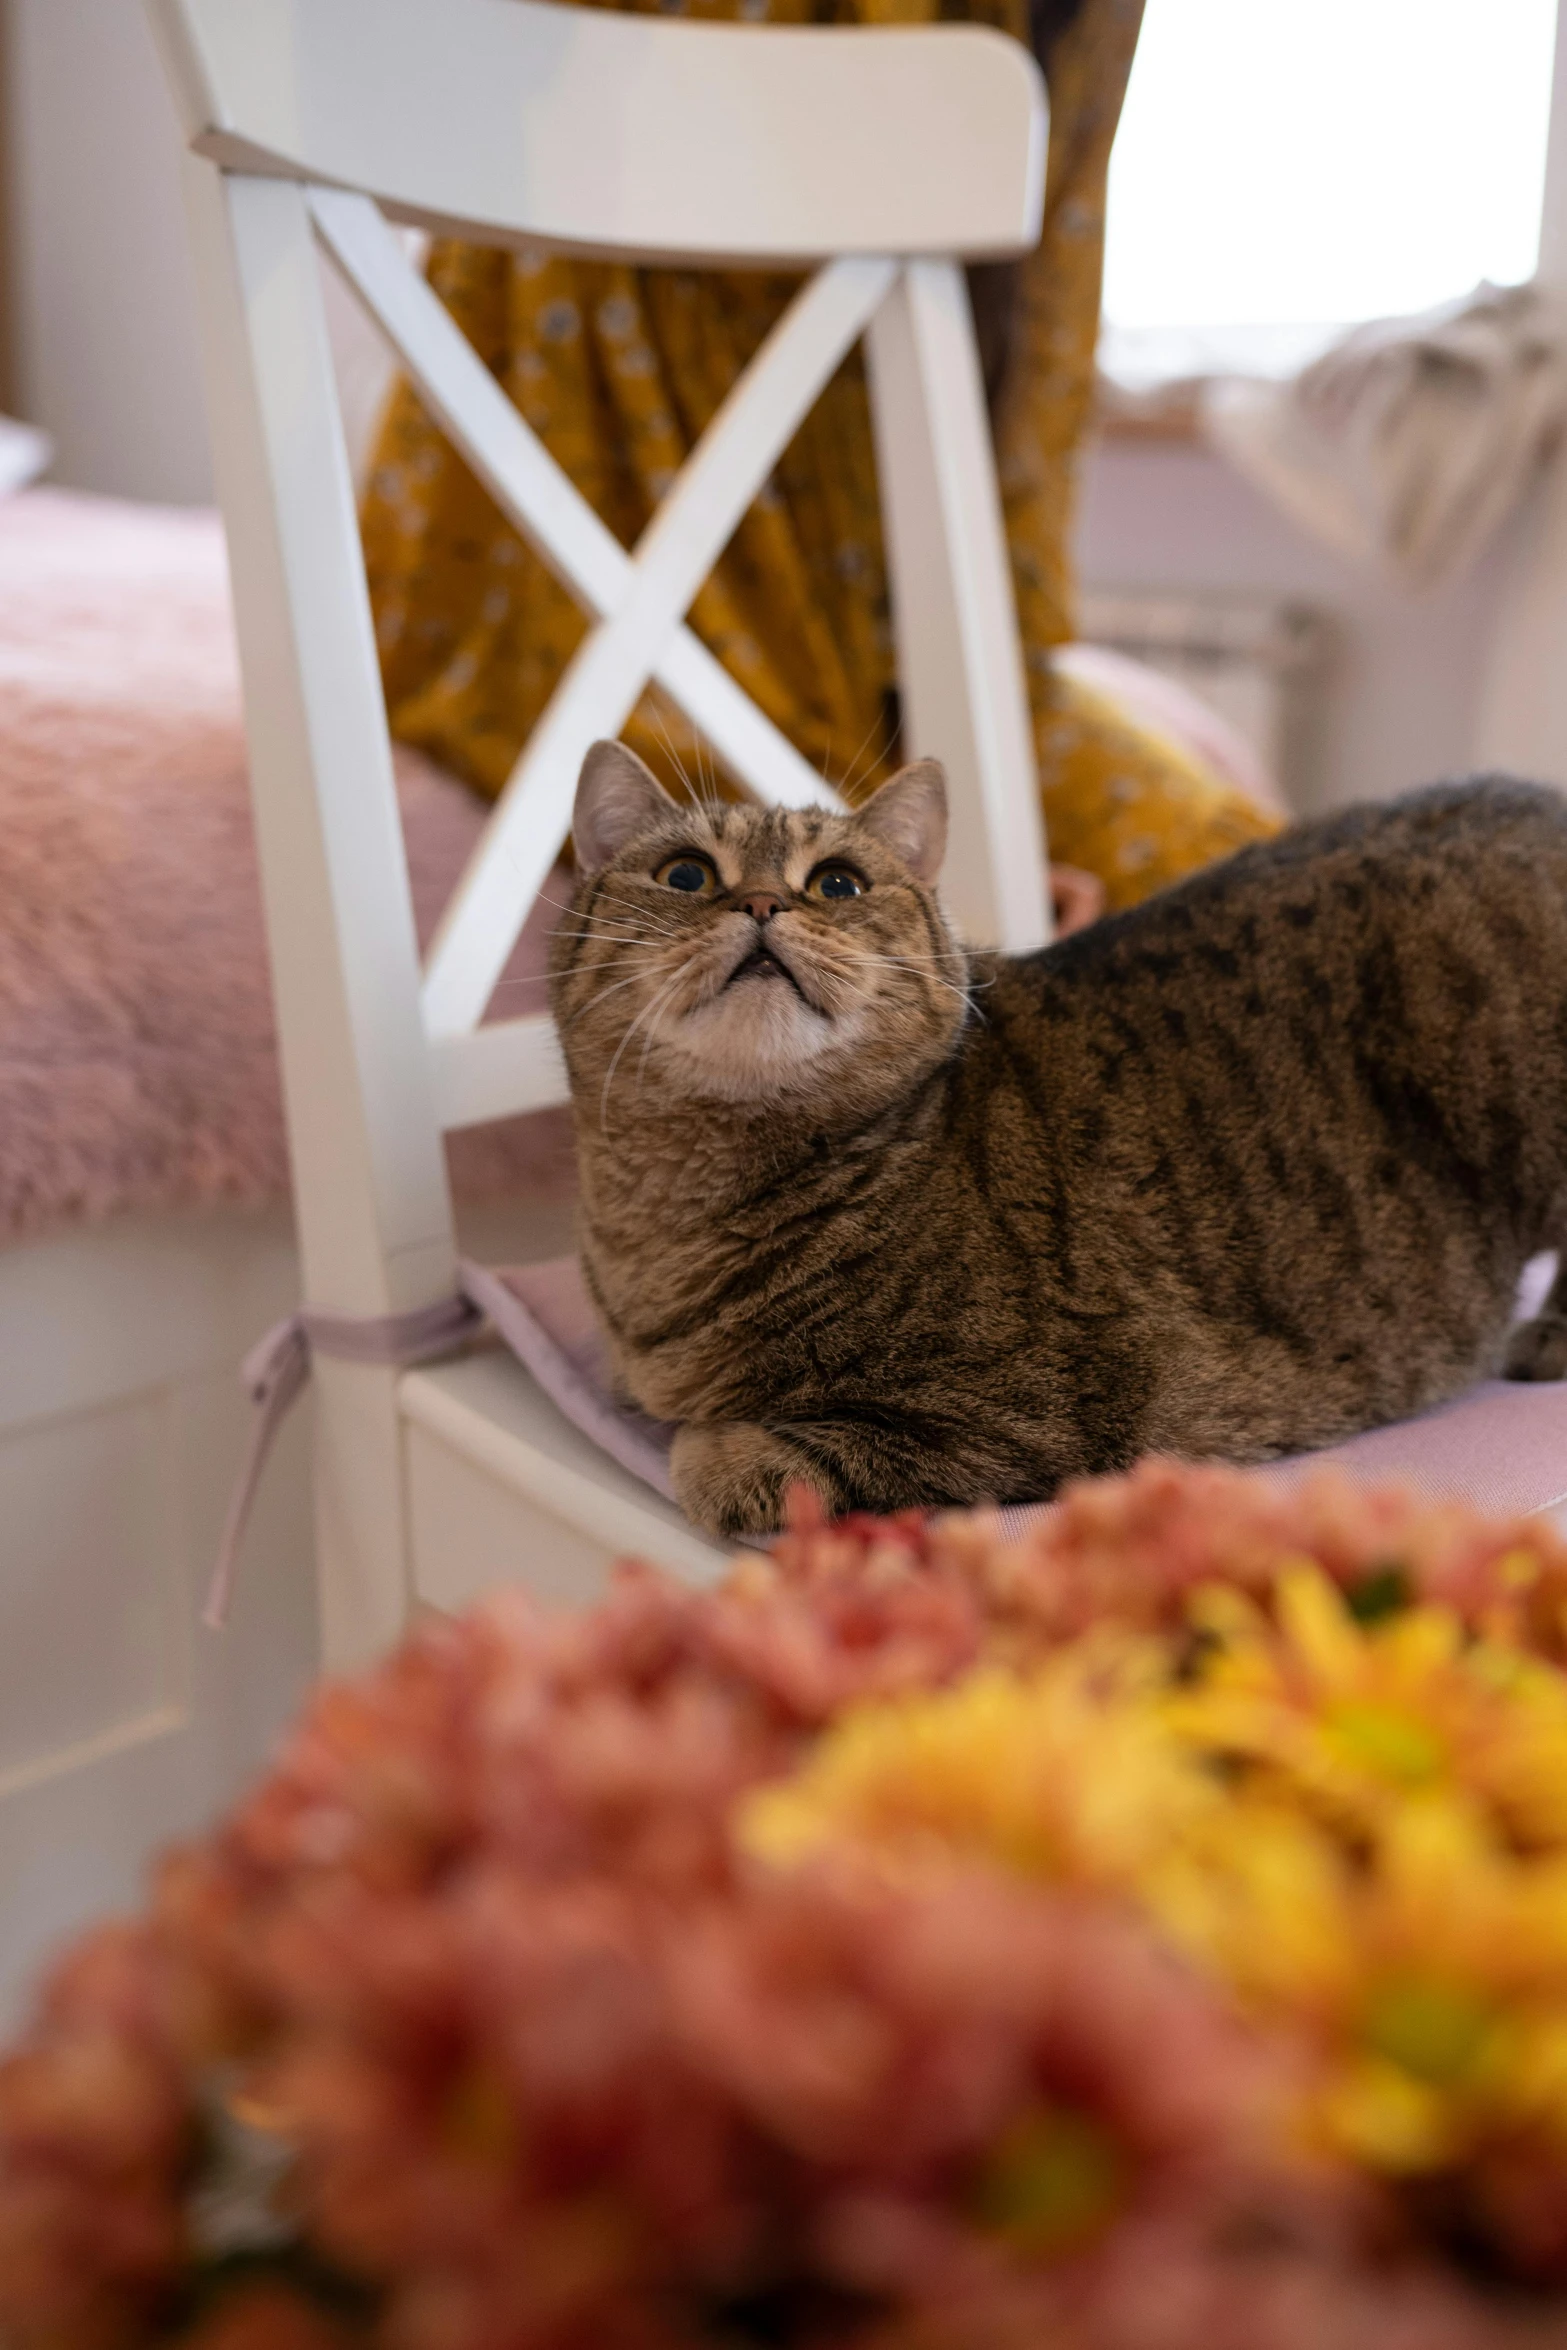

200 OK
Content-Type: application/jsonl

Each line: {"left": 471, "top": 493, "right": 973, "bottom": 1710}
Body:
{"left": 1102, "top": 0, "right": 1559, "bottom": 351}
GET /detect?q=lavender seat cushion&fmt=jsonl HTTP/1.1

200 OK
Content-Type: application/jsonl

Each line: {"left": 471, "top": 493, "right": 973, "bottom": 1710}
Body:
{"left": 490, "top": 1253, "right": 1567, "bottom": 1527}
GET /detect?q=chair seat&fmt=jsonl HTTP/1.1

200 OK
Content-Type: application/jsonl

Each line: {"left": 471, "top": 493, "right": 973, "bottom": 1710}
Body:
{"left": 402, "top": 1340, "right": 1567, "bottom": 1596}
{"left": 480, "top": 1252, "right": 1567, "bottom": 1553}
{"left": 1262, "top": 1371, "right": 1567, "bottom": 1518}
{"left": 996, "top": 1375, "right": 1567, "bottom": 1542}
{"left": 398, "top": 1347, "right": 728, "bottom": 1615}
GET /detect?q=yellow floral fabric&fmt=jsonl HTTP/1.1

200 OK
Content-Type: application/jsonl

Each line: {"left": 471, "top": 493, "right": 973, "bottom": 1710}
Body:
{"left": 360, "top": 0, "right": 1279, "bottom": 911}
{"left": 1039, "top": 673, "right": 1281, "bottom": 911}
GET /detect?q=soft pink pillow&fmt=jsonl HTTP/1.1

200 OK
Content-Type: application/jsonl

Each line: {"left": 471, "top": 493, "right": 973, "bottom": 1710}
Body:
{"left": 1055, "top": 641, "right": 1288, "bottom": 820}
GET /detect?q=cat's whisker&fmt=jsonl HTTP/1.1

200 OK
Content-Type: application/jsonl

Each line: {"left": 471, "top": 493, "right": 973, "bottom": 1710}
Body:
{"left": 824, "top": 939, "right": 977, "bottom": 967}
{"left": 688, "top": 729, "right": 733, "bottom": 823}
{"left": 556, "top": 918, "right": 683, "bottom": 951}
{"left": 595, "top": 888, "right": 688, "bottom": 926}
{"left": 571, "top": 961, "right": 681, "bottom": 1025}
{"left": 827, "top": 944, "right": 977, "bottom": 969}
{"left": 633, "top": 981, "right": 686, "bottom": 1092}
{"left": 572, "top": 948, "right": 674, "bottom": 984}
{"left": 538, "top": 887, "right": 665, "bottom": 921}
{"left": 826, "top": 704, "right": 893, "bottom": 804}
{"left": 568, "top": 941, "right": 676, "bottom": 973}
{"left": 829, "top": 948, "right": 990, "bottom": 1002}
{"left": 546, "top": 895, "right": 688, "bottom": 944}
{"left": 649, "top": 709, "right": 728, "bottom": 827}
{"left": 835, "top": 964, "right": 987, "bottom": 998}
{"left": 565, "top": 935, "right": 675, "bottom": 959}
{"left": 539, "top": 895, "right": 684, "bottom": 938}
{"left": 651, "top": 714, "right": 697, "bottom": 807}
{"left": 598, "top": 966, "right": 687, "bottom": 1131}
{"left": 552, "top": 909, "right": 678, "bottom": 940}
{"left": 823, "top": 953, "right": 991, "bottom": 1024}
{"left": 535, "top": 875, "right": 691, "bottom": 934}
{"left": 599, "top": 884, "right": 694, "bottom": 924}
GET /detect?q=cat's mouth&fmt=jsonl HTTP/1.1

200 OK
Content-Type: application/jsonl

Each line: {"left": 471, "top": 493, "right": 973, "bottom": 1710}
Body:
{"left": 725, "top": 943, "right": 814, "bottom": 1006}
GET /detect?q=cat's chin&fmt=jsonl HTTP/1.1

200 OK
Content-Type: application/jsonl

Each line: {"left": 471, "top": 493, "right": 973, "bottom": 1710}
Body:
{"left": 663, "top": 988, "right": 864, "bottom": 1103}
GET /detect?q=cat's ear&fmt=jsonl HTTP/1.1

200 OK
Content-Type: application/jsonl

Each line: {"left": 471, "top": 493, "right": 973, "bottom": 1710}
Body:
{"left": 572, "top": 740, "right": 674, "bottom": 870}
{"left": 856, "top": 759, "right": 948, "bottom": 884}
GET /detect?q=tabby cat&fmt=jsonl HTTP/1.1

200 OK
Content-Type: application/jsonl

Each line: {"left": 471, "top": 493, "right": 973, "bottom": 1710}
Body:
{"left": 549, "top": 740, "right": 1567, "bottom": 1536}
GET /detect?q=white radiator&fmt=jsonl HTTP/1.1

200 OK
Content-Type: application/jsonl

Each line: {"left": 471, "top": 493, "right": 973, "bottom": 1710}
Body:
{"left": 1077, "top": 588, "right": 1326, "bottom": 804}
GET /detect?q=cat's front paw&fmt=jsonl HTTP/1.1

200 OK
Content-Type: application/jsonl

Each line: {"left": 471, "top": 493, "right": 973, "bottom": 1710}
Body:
{"left": 670, "top": 1421, "right": 836, "bottom": 1538}
{"left": 1505, "top": 1312, "right": 1567, "bottom": 1382}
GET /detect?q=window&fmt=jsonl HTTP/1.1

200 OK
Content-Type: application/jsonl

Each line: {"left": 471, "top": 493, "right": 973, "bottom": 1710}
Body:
{"left": 1100, "top": 0, "right": 1560, "bottom": 388}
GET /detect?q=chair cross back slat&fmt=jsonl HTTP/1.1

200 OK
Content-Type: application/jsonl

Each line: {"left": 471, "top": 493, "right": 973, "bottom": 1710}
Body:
{"left": 311, "top": 188, "right": 831, "bottom": 845}
{"left": 416, "top": 250, "right": 892, "bottom": 1036}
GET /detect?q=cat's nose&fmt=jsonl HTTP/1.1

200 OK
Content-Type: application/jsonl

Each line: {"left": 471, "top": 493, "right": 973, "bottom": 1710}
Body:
{"left": 740, "top": 892, "right": 784, "bottom": 925}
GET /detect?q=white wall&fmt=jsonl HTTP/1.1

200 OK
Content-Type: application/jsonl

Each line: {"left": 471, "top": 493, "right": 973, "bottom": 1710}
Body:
{"left": 3, "top": 0, "right": 212, "bottom": 504}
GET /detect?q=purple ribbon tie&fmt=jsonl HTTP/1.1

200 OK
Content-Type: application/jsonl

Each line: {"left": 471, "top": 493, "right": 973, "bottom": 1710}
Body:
{"left": 206, "top": 1283, "right": 485, "bottom": 1630}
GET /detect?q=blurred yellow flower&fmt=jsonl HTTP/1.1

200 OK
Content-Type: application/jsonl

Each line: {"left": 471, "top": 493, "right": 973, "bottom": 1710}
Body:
{"left": 741, "top": 1636, "right": 1214, "bottom": 1892}
{"left": 743, "top": 1566, "right": 1567, "bottom": 2204}
{"left": 1167, "top": 1563, "right": 1567, "bottom": 1852}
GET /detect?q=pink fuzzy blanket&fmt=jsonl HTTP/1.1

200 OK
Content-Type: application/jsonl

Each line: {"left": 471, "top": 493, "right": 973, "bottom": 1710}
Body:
{"left": 0, "top": 489, "right": 573, "bottom": 1246}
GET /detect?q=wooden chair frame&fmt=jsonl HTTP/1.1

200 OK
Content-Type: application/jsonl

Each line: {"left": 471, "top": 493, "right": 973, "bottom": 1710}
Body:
{"left": 146, "top": 0, "right": 1049, "bottom": 1665}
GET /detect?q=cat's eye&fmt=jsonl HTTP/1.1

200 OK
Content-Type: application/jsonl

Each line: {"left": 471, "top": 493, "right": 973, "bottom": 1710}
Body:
{"left": 656, "top": 855, "right": 717, "bottom": 894}
{"left": 806, "top": 862, "right": 866, "bottom": 902}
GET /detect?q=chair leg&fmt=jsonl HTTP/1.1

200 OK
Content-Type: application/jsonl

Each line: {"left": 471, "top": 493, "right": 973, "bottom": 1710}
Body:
{"left": 866, "top": 260, "right": 1050, "bottom": 953}
{"left": 311, "top": 1362, "right": 415, "bottom": 1671}
{"left": 183, "top": 161, "right": 460, "bottom": 1667}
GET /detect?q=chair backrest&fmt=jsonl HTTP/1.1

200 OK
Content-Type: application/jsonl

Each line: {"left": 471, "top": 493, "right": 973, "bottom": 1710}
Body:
{"left": 147, "top": 0, "right": 1050, "bottom": 1337}
{"left": 149, "top": 0, "right": 1045, "bottom": 263}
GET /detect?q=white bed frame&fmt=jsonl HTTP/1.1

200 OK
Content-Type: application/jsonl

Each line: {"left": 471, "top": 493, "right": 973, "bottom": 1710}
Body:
{"left": 0, "top": 1206, "right": 313, "bottom": 2020}
{"left": 0, "top": 1192, "right": 592, "bottom": 2022}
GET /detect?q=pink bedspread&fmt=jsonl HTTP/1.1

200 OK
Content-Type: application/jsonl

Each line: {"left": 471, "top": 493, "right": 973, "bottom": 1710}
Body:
{"left": 0, "top": 489, "right": 572, "bottom": 1246}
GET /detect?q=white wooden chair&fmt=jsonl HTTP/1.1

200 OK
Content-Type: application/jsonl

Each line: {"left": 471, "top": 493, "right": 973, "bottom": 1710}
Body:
{"left": 145, "top": 0, "right": 1050, "bottom": 1669}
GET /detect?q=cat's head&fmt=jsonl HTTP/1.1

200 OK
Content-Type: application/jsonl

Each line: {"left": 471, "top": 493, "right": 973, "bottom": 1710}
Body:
{"left": 548, "top": 741, "right": 971, "bottom": 1113}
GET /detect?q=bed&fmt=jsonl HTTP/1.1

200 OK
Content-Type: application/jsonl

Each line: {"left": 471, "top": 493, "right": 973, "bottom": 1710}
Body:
{"left": 0, "top": 484, "right": 579, "bottom": 2017}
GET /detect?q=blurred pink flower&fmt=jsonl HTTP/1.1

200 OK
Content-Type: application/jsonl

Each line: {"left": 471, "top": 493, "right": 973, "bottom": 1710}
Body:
{"left": 768, "top": 1465, "right": 1567, "bottom": 1668}
{"left": 0, "top": 1924, "right": 194, "bottom": 2350}
{"left": 7, "top": 1470, "right": 1567, "bottom": 2350}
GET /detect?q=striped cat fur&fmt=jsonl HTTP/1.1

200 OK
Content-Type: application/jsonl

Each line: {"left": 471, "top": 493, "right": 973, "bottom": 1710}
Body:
{"left": 549, "top": 740, "right": 1567, "bottom": 1535}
